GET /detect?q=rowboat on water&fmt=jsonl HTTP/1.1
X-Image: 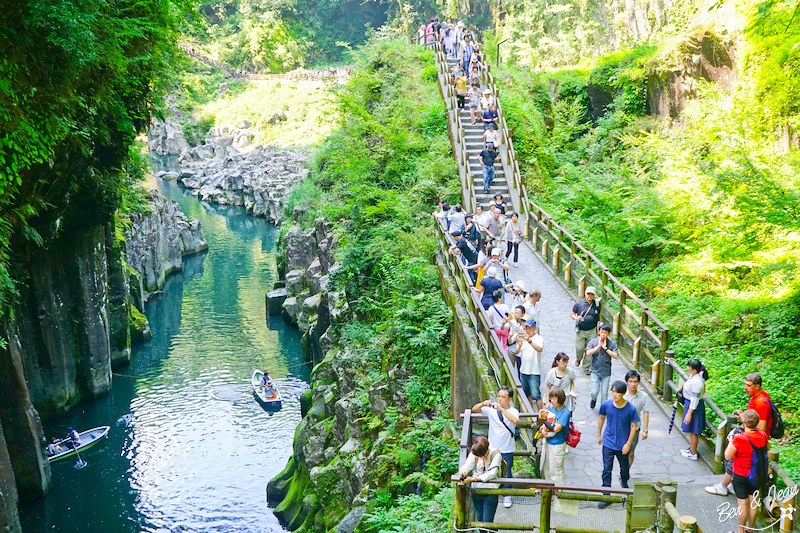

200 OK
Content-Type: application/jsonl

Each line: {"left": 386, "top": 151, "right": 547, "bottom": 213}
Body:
{"left": 47, "top": 426, "right": 110, "bottom": 463}
{"left": 252, "top": 369, "right": 282, "bottom": 408}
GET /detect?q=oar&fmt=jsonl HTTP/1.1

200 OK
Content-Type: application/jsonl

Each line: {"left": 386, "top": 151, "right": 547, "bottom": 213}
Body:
{"left": 73, "top": 441, "right": 87, "bottom": 469}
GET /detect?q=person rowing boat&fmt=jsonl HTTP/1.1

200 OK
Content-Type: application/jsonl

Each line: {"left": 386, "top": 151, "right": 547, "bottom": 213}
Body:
{"left": 66, "top": 427, "right": 81, "bottom": 449}
{"left": 259, "top": 372, "right": 275, "bottom": 396}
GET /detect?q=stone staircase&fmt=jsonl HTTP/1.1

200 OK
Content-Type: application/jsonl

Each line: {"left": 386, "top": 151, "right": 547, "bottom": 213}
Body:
{"left": 445, "top": 58, "right": 511, "bottom": 209}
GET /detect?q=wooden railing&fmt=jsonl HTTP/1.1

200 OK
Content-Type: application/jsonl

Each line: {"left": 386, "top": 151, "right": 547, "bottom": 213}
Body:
{"left": 524, "top": 206, "right": 671, "bottom": 387}
{"left": 429, "top": 43, "right": 475, "bottom": 211}
{"left": 454, "top": 409, "right": 636, "bottom": 533}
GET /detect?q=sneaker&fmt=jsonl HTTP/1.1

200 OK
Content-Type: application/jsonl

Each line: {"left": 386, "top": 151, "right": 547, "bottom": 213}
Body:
{"left": 590, "top": 398, "right": 597, "bottom": 409}
{"left": 598, "top": 501, "right": 611, "bottom": 509}
{"left": 503, "top": 496, "right": 512, "bottom": 508}
{"left": 513, "top": 262, "right": 518, "bottom": 267}
{"left": 705, "top": 484, "right": 729, "bottom": 496}
{"left": 684, "top": 452, "right": 698, "bottom": 461}
{"left": 680, "top": 448, "right": 692, "bottom": 456}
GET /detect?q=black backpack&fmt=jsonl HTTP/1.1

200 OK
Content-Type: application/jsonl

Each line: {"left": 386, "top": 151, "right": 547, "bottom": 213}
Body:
{"left": 747, "top": 436, "right": 769, "bottom": 490}
{"left": 766, "top": 399, "right": 785, "bottom": 439}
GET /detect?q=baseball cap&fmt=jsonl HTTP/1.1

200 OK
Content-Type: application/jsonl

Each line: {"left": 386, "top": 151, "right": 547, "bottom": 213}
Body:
{"left": 585, "top": 286, "right": 597, "bottom": 294}
{"left": 450, "top": 230, "right": 462, "bottom": 237}
{"left": 486, "top": 267, "right": 497, "bottom": 278}
{"left": 525, "top": 319, "right": 538, "bottom": 328}
{"left": 491, "top": 248, "right": 501, "bottom": 256}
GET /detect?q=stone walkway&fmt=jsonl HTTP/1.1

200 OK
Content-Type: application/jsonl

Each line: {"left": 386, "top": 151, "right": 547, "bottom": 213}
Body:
{"left": 497, "top": 240, "right": 739, "bottom": 533}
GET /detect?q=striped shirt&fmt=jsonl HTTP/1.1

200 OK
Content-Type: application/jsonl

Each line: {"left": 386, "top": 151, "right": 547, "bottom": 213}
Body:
{"left": 624, "top": 390, "right": 649, "bottom": 420}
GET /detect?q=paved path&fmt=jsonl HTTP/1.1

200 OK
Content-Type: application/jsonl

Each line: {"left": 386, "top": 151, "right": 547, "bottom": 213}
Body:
{"left": 497, "top": 240, "right": 739, "bottom": 533}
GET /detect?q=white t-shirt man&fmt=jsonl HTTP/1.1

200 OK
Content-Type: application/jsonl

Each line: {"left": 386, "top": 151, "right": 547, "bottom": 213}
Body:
{"left": 487, "top": 302, "right": 510, "bottom": 329}
{"left": 481, "top": 405, "right": 520, "bottom": 453}
{"left": 517, "top": 335, "right": 543, "bottom": 376}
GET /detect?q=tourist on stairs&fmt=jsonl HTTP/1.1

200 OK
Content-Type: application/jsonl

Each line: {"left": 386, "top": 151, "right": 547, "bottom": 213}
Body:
{"left": 597, "top": 381, "right": 640, "bottom": 508}
{"left": 478, "top": 144, "right": 500, "bottom": 194}
{"left": 587, "top": 324, "right": 618, "bottom": 409}
{"left": 502, "top": 212, "right": 522, "bottom": 267}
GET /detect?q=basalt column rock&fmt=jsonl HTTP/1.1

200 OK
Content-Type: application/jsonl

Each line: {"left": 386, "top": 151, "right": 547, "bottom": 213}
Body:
{"left": 105, "top": 222, "right": 131, "bottom": 367}
{"left": 14, "top": 226, "right": 114, "bottom": 418}
{"left": 0, "top": 326, "right": 51, "bottom": 502}
{"left": 124, "top": 191, "right": 208, "bottom": 300}
{"left": 0, "top": 419, "right": 21, "bottom": 533}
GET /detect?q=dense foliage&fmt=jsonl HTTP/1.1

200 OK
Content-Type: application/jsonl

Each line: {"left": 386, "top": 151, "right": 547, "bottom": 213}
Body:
{"left": 281, "top": 36, "right": 461, "bottom": 528}
{"left": 0, "top": 0, "right": 195, "bottom": 325}
{"left": 186, "top": 0, "right": 494, "bottom": 70}
{"left": 494, "top": 2, "right": 800, "bottom": 477}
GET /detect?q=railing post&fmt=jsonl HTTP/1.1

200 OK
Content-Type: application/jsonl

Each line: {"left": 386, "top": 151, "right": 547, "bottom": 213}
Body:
{"left": 658, "top": 483, "right": 678, "bottom": 533}
{"left": 540, "top": 488, "right": 552, "bottom": 533}
{"left": 626, "top": 487, "right": 634, "bottom": 533}
{"left": 679, "top": 515, "right": 698, "bottom": 533}
{"left": 662, "top": 351, "right": 674, "bottom": 402}
{"left": 455, "top": 482, "right": 468, "bottom": 530}
{"left": 659, "top": 328, "right": 669, "bottom": 389}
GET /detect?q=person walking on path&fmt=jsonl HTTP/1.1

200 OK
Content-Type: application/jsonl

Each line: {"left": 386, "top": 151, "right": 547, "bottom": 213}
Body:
{"left": 474, "top": 263, "right": 505, "bottom": 310}
{"left": 502, "top": 212, "right": 522, "bottom": 267}
{"left": 458, "top": 436, "right": 502, "bottom": 530}
{"left": 571, "top": 286, "right": 601, "bottom": 373}
{"left": 482, "top": 101, "right": 499, "bottom": 132}
{"left": 478, "top": 144, "right": 500, "bottom": 194}
{"left": 473, "top": 387, "right": 520, "bottom": 509}
{"left": 705, "top": 372, "right": 773, "bottom": 495}
{"left": 540, "top": 387, "right": 571, "bottom": 485}
{"left": 487, "top": 289, "right": 513, "bottom": 350}
{"left": 467, "top": 81, "right": 481, "bottom": 124}
{"left": 597, "top": 381, "right": 640, "bottom": 508}
{"left": 546, "top": 353, "right": 576, "bottom": 411}
{"left": 677, "top": 359, "right": 707, "bottom": 461}
{"left": 725, "top": 409, "right": 768, "bottom": 533}
{"left": 483, "top": 208, "right": 501, "bottom": 244}
{"left": 516, "top": 319, "right": 544, "bottom": 409}
{"left": 587, "top": 324, "right": 618, "bottom": 409}
{"left": 623, "top": 370, "right": 649, "bottom": 467}
{"left": 459, "top": 36, "right": 475, "bottom": 74}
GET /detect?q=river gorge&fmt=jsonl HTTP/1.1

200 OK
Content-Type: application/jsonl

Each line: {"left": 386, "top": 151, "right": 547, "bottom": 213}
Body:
{"left": 17, "top": 169, "right": 307, "bottom": 532}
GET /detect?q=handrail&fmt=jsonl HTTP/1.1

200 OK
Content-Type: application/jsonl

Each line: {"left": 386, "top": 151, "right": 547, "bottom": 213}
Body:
{"left": 434, "top": 218, "right": 535, "bottom": 419}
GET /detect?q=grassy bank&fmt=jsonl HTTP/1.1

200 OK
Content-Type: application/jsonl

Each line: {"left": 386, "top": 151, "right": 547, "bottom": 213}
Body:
{"left": 175, "top": 58, "right": 338, "bottom": 148}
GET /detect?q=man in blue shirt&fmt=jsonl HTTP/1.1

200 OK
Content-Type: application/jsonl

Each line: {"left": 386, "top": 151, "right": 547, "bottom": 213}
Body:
{"left": 482, "top": 102, "right": 499, "bottom": 132}
{"left": 596, "top": 381, "right": 639, "bottom": 508}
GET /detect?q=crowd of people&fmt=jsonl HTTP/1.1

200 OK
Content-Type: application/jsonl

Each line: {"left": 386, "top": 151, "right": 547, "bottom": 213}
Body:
{"left": 421, "top": 17, "right": 781, "bottom": 530}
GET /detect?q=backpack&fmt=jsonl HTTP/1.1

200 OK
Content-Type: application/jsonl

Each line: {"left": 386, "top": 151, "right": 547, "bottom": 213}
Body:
{"left": 766, "top": 399, "right": 785, "bottom": 439}
{"left": 747, "top": 436, "right": 769, "bottom": 489}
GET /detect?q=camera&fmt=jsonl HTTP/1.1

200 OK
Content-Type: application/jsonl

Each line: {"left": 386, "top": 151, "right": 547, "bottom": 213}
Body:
{"left": 460, "top": 473, "right": 467, "bottom": 482}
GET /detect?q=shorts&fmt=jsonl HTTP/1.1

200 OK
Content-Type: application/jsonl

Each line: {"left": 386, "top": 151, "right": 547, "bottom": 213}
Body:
{"left": 732, "top": 473, "right": 757, "bottom": 499}
{"left": 724, "top": 459, "right": 733, "bottom": 476}
{"left": 520, "top": 373, "right": 541, "bottom": 401}
{"left": 629, "top": 428, "right": 640, "bottom": 454}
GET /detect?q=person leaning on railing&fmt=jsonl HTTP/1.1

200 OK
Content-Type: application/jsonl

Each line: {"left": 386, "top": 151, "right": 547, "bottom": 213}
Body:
{"left": 458, "top": 435, "right": 502, "bottom": 528}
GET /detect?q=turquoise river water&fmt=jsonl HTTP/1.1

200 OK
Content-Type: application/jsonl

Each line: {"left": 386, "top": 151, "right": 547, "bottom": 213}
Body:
{"left": 19, "top": 171, "right": 306, "bottom": 532}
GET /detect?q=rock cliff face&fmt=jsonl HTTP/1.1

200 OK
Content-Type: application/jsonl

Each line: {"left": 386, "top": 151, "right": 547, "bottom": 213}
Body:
{"left": 177, "top": 140, "right": 310, "bottom": 225}
{"left": 148, "top": 118, "right": 190, "bottom": 156}
{"left": 266, "top": 214, "right": 418, "bottom": 532}
{"left": 0, "top": 189, "right": 206, "bottom": 530}
{"left": 124, "top": 190, "right": 208, "bottom": 303}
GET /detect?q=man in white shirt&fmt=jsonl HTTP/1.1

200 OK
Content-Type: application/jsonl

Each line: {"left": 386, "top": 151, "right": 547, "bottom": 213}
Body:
{"left": 523, "top": 289, "right": 542, "bottom": 330}
{"left": 473, "top": 387, "right": 520, "bottom": 508}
